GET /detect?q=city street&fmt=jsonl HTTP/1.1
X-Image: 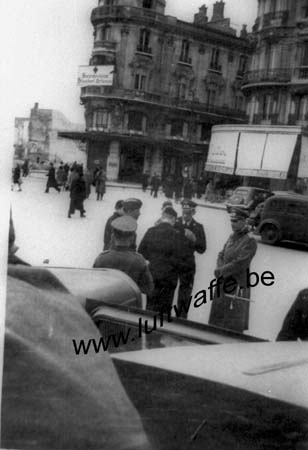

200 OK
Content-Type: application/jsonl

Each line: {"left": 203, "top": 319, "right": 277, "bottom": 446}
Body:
{"left": 10, "top": 175, "right": 308, "bottom": 341}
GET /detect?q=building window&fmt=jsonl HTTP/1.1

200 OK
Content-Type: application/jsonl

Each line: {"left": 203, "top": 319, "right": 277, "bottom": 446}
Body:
{"left": 177, "top": 81, "right": 187, "bottom": 99}
{"left": 237, "top": 55, "right": 247, "bottom": 77}
{"left": 143, "top": 0, "right": 153, "bottom": 8}
{"left": 93, "top": 110, "right": 109, "bottom": 128}
{"left": 170, "top": 119, "right": 184, "bottom": 137}
{"left": 199, "top": 123, "right": 210, "bottom": 142}
{"left": 210, "top": 48, "right": 221, "bottom": 71}
{"left": 206, "top": 88, "right": 216, "bottom": 106}
{"left": 96, "top": 25, "right": 111, "bottom": 41}
{"left": 260, "top": 95, "right": 273, "bottom": 120}
{"left": 235, "top": 95, "right": 244, "bottom": 111}
{"left": 134, "top": 74, "right": 146, "bottom": 90}
{"left": 128, "top": 111, "right": 145, "bottom": 131}
{"left": 302, "top": 0, "right": 308, "bottom": 18}
{"left": 137, "top": 28, "right": 151, "bottom": 53}
{"left": 301, "top": 42, "right": 308, "bottom": 66}
{"left": 179, "top": 40, "right": 191, "bottom": 64}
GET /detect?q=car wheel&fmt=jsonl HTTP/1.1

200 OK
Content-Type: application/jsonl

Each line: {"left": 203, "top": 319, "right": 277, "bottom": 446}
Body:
{"left": 260, "top": 224, "right": 280, "bottom": 245}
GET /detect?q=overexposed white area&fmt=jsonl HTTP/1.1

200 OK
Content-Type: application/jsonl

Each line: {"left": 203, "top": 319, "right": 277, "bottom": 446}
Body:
{"left": 0, "top": 0, "right": 257, "bottom": 152}
{"left": 11, "top": 176, "right": 308, "bottom": 342}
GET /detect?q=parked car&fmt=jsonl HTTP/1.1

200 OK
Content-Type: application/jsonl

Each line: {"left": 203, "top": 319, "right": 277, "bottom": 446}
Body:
{"left": 257, "top": 193, "right": 308, "bottom": 245}
{"left": 226, "top": 187, "right": 273, "bottom": 213}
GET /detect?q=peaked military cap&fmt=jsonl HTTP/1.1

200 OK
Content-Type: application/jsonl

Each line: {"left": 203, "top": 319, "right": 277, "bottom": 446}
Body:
{"left": 123, "top": 198, "right": 143, "bottom": 210}
{"left": 162, "top": 200, "right": 173, "bottom": 209}
{"left": 111, "top": 216, "right": 137, "bottom": 233}
{"left": 114, "top": 200, "right": 124, "bottom": 209}
{"left": 181, "top": 199, "right": 197, "bottom": 209}
{"left": 163, "top": 206, "right": 177, "bottom": 218}
{"left": 230, "top": 207, "right": 249, "bottom": 221}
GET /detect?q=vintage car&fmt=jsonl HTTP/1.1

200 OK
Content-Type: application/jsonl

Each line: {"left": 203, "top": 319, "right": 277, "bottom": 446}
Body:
{"left": 4, "top": 265, "right": 308, "bottom": 449}
{"left": 257, "top": 193, "right": 308, "bottom": 245}
{"left": 226, "top": 187, "right": 273, "bottom": 213}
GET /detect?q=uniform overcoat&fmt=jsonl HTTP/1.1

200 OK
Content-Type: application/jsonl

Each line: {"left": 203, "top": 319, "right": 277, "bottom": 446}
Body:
{"left": 209, "top": 228, "right": 257, "bottom": 332}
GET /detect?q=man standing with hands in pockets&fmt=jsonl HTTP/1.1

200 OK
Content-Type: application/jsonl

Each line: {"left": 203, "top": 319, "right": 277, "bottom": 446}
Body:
{"left": 174, "top": 200, "right": 206, "bottom": 318}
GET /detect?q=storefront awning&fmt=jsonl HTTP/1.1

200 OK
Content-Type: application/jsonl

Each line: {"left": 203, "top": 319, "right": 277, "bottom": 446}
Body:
{"left": 236, "top": 133, "right": 298, "bottom": 179}
{"left": 298, "top": 135, "right": 308, "bottom": 178}
{"left": 205, "top": 130, "right": 239, "bottom": 174}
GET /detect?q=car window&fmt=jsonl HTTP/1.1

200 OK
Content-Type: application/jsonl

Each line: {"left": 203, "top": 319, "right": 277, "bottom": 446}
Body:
{"left": 286, "top": 201, "right": 307, "bottom": 215}
{"left": 266, "top": 199, "right": 285, "bottom": 212}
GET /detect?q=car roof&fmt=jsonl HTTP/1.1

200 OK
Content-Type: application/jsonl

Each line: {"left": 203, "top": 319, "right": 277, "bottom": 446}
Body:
{"left": 269, "top": 193, "right": 308, "bottom": 202}
{"left": 235, "top": 187, "right": 272, "bottom": 193}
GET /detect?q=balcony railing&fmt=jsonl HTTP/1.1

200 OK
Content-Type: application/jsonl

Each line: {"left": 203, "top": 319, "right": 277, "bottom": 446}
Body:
{"left": 80, "top": 87, "right": 247, "bottom": 120}
{"left": 262, "top": 10, "right": 289, "bottom": 28}
{"left": 293, "top": 66, "right": 308, "bottom": 79}
{"left": 93, "top": 40, "right": 117, "bottom": 51}
{"left": 91, "top": 5, "right": 164, "bottom": 24}
{"left": 242, "top": 68, "right": 292, "bottom": 85}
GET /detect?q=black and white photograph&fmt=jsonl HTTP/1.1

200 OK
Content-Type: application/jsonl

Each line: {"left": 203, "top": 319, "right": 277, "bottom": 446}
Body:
{"left": 1, "top": 0, "right": 308, "bottom": 448}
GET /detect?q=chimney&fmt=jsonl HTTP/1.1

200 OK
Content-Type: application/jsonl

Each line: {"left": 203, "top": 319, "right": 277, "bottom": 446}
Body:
{"left": 240, "top": 24, "right": 248, "bottom": 38}
{"left": 211, "top": 0, "right": 225, "bottom": 22}
{"left": 194, "top": 4, "right": 208, "bottom": 25}
{"left": 34, "top": 102, "right": 39, "bottom": 111}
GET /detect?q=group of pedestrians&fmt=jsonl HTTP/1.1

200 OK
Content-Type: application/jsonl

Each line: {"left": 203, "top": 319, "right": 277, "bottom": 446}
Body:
{"left": 93, "top": 196, "right": 258, "bottom": 333}
{"left": 94, "top": 197, "right": 207, "bottom": 320}
{"left": 141, "top": 171, "right": 208, "bottom": 202}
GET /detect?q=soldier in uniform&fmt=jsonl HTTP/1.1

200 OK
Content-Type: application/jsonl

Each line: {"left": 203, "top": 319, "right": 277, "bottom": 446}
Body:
{"left": 122, "top": 198, "right": 143, "bottom": 250}
{"left": 209, "top": 208, "right": 257, "bottom": 333}
{"left": 103, "top": 200, "right": 124, "bottom": 250}
{"left": 174, "top": 200, "right": 206, "bottom": 318}
{"left": 93, "top": 216, "right": 153, "bottom": 296}
{"left": 138, "top": 206, "right": 183, "bottom": 313}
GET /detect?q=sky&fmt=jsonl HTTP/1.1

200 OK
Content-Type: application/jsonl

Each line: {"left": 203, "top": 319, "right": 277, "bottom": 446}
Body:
{"left": 0, "top": 0, "right": 258, "bottom": 152}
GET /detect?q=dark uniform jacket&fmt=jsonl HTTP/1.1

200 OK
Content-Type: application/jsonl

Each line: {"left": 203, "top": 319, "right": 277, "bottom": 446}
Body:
{"left": 138, "top": 222, "right": 183, "bottom": 285}
{"left": 103, "top": 212, "right": 122, "bottom": 250}
{"left": 93, "top": 246, "right": 154, "bottom": 296}
{"left": 3, "top": 265, "right": 151, "bottom": 450}
{"left": 174, "top": 217, "right": 206, "bottom": 270}
{"left": 277, "top": 289, "right": 308, "bottom": 341}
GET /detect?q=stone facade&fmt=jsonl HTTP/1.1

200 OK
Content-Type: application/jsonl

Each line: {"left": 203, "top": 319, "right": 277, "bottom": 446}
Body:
{"left": 81, "top": 0, "right": 251, "bottom": 182}
{"left": 243, "top": 0, "right": 308, "bottom": 127}
{"left": 14, "top": 103, "right": 86, "bottom": 165}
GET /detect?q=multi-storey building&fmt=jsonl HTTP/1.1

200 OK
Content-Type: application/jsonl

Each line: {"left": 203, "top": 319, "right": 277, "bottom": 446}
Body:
{"left": 76, "top": 0, "right": 251, "bottom": 182}
{"left": 207, "top": 0, "right": 308, "bottom": 191}
{"left": 14, "top": 103, "right": 86, "bottom": 165}
{"left": 244, "top": 0, "right": 308, "bottom": 127}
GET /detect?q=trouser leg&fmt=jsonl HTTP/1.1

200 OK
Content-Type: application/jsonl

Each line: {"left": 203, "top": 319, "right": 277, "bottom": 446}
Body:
{"left": 146, "top": 280, "right": 176, "bottom": 314}
{"left": 177, "top": 269, "right": 195, "bottom": 318}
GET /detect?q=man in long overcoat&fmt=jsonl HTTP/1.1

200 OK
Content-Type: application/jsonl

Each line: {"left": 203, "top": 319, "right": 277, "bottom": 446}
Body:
{"left": 209, "top": 208, "right": 257, "bottom": 332}
{"left": 174, "top": 200, "right": 206, "bottom": 318}
{"left": 138, "top": 206, "right": 183, "bottom": 313}
{"left": 68, "top": 172, "right": 86, "bottom": 218}
{"left": 45, "top": 163, "right": 60, "bottom": 193}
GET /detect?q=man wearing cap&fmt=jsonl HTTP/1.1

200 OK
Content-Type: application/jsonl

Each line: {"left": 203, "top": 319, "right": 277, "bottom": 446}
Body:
{"left": 138, "top": 206, "right": 183, "bottom": 312}
{"left": 174, "top": 199, "right": 206, "bottom": 318}
{"left": 209, "top": 207, "right": 257, "bottom": 332}
{"left": 103, "top": 200, "right": 124, "bottom": 250}
{"left": 122, "top": 198, "right": 143, "bottom": 250}
{"left": 93, "top": 216, "right": 153, "bottom": 296}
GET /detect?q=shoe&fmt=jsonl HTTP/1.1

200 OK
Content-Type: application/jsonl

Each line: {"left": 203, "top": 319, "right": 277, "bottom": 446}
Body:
{"left": 80, "top": 213, "right": 86, "bottom": 218}
{"left": 68, "top": 214, "right": 71, "bottom": 218}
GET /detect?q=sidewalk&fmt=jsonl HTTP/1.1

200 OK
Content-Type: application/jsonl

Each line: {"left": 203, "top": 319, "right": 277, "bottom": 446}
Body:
{"left": 29, "top": 171, "right": 226, "bottom": 211}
